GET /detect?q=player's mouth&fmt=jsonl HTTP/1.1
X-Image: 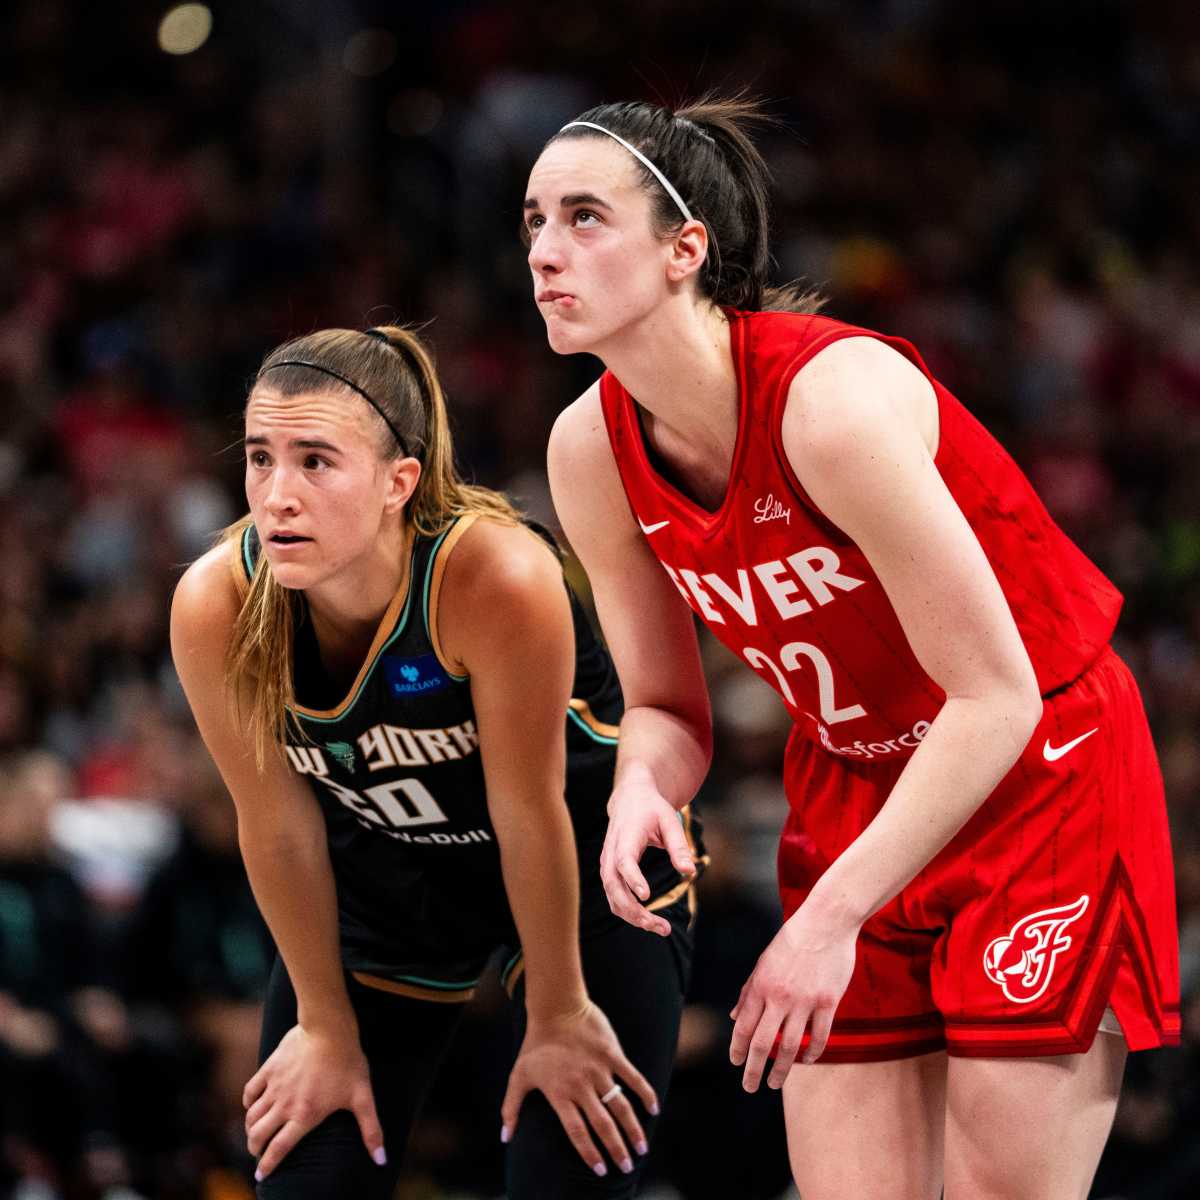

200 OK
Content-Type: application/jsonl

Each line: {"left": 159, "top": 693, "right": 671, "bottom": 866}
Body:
{"left": 537, "top": 290, "right": 577, "bottom": 308}
{"left": 268, "top": 531, "right": 312, "bottom": 548}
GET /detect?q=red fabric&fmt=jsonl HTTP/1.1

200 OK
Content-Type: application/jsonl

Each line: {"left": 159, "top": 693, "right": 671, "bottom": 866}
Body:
{"left": 599, "top": 309, "right": 1123, "bottom": 764}
{"left": 600, "top": 310, "right": 1177, "bottom": 1058}
{"left": 778, "top": 648, "right": 1179, "bottom": 1059}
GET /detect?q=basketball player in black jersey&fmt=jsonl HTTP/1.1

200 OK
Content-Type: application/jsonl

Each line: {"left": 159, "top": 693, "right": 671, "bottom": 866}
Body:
{"left": 170, "top": 326, "right": 703, "bottom": 1198}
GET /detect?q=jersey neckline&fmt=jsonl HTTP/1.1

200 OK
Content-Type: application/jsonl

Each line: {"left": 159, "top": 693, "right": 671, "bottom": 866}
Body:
{"left": 615, "top": 307, "right": 750, "bottom": 539}
{"left": 251, "top": 524, "right": 429, "bottom": 723}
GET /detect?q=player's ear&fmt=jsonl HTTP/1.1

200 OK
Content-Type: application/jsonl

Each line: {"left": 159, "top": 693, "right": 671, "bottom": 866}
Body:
{"left": 666, "top": 219, "right": 708, "bottom": 286}
{"left": 383, "top": 457, "right": 421, "bottom": 515}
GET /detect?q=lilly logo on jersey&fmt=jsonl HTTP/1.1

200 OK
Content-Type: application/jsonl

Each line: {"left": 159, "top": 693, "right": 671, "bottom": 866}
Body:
{"left": 982, "top": 895, "right": 1089, "bottom": 1004}
{"left": 384, "top": 654, "right": 449, "bottom": 696}
{"left": 753, "top": 494, "right": 791, "bottom": 525}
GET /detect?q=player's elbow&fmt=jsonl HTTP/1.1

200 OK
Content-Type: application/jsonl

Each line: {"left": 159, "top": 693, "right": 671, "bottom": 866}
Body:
{"left": 1003, "top": 674, "right": 1043, "bottom": 751}
{"left": 683, "top": 706, "right": 715, "bottom": 772}
{"left": 1018, "top": 687, "right": 1044, "bottom": 739}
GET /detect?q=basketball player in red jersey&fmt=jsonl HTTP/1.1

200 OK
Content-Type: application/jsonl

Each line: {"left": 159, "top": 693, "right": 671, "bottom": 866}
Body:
{"left": 524, "top": 98, "right": 1180, "bottom": 1198}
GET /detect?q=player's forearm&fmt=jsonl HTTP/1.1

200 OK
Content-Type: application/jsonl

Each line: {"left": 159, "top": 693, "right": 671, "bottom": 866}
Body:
{"left": 238, "top": 824, "right": 357, "bottom": 1035}
{"left": 804, "top": 689, "right": 1042, "bottom": 929}
{"left": 491, "top": 793, "right": 588, "bottom": 1022}
{"left": 612, "top": 704, "right": 712, "bottom": 813}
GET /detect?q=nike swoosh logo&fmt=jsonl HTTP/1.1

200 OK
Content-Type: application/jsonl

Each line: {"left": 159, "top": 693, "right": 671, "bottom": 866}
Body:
{"left": 1043, "top": 728, "right": 1099, "bottom": 762}
{"left": 638, "top": 518, "right": 670, "bottom": 534}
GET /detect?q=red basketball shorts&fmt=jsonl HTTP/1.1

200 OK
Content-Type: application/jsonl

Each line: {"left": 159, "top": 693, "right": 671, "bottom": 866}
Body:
{"left": 778, "top": 646, "right": 1180, "bottom": 1061}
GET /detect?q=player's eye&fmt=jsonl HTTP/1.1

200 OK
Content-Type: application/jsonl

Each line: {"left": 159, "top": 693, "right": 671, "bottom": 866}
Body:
{"left": 248, "top": 450, "right": 270, "bottom": 468}
{"left": 574, "top": 209, "right": 600, "bottom": 227}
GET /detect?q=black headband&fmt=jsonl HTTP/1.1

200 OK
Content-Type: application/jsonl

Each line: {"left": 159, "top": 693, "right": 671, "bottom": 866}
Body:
{"left": 260, "top": 357, "right": 412, "bottom": 459}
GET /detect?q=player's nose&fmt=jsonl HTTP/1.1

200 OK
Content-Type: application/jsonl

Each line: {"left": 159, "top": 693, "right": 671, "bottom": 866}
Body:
{"left": 528, "top": 222, "right": 566, "bottom": 274}
{"left": 263, "top": 465, "right": 300, "bottom": 515}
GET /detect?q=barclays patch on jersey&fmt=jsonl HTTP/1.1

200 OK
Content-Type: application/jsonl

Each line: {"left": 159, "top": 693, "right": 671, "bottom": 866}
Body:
{"left": 384, "top": 653, "right": 450, "bottom": 696}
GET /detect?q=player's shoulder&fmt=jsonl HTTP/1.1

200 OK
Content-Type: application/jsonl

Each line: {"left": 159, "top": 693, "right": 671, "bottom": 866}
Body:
{"left": 787, "top": 336, "right": 933, "bottom": 463}
{"left": 435, "top": 516, "right": 569, "bottom": 673}
{"left": 442, "top": 516, "right": 562, "bottom": 612}
{"left": 548, "top": 379, "right": 608, "bottom": 467}
{"left": 548, "top": 377, "right": 630, "bottom": 510}
{"left": 171, "top": 534, "right": 243, "bottom": 641}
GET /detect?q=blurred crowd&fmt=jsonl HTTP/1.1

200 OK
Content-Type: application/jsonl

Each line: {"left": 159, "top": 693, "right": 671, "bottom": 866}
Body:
{"left": 0, "top": 0, "right": 1196, "bottom": 1197}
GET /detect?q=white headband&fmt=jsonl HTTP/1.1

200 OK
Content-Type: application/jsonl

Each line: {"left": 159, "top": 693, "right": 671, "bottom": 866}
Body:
{"left": 558, "top": 121, "right": 694, "bottom": 223}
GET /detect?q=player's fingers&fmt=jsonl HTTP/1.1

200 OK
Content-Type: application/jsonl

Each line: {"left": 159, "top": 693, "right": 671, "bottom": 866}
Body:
{"left": 658, "top": 811, "right": 696, "bottom": 877}
{"left": 243, "top": 1065, "right": 268, "bottom": 1110}
{"left": 767, "top": 1015, "right": 805, "bottom": 1089}
{"left": 600, "top": 840, "right": 676, "bottom": 931}
{"left": 601, "top": 1088, "right": 649, "bottom": 1158}
{"left": 603, "top": 879, "right": 645, "bottom": 925}
{"left": 254, "top": 1118, "right": 305, "bottom": 1181}
{"left": 601, "top": 862, "right": 659, "bottom": 932}
{"left": 610, "top": 1052, "right": 659, "bottom": 1118}
{"left": 728, "top": 990, "right": 764, "bottom": 1067}
{"left": 599, "top": 845, "right": 639, "bottom": 908}
{"left": 740, "top": 1005, "right": 785, "bottom": 1094}
{"left": 637, "top": 903, "right": 673, "bottom": 937}
{"left": 730, "top": 979, "right": 749, "bottom": 1021}
{"left": 581, "top": 1091, "right": 634, "bottom": 1175}
{"left": 615, "top": 850, "right": 651, "bottom": 904}
{"left": 803, "top": 1001, "right": 837, "bottom": 1064}
{"left": 245, "top": 1092, "right": 272, "bottom": 1135}
{"left": 499, "top": 1069, "right": 531, "bottom": 1143}
{"left": 246, "top": 1103, "right": 284, "bottom": 1158}
{"left": 351, "top": 1087, "right": 387, "bottom": 1167}
{"left": 548, "top": 1098, "right": 608, "bottom": 1177}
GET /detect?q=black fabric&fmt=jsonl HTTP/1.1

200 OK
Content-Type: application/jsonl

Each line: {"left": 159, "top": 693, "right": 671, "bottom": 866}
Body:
{"left": 505, "top": 894, "right": 694, "bottom": 1200}
{"left": 255, "top": 961, "right": 464, "bottom": 1200}
{"left": 255, "top": 895, "right": 693, "bottom": 1199}
{"left": 239, "top": 519, "right": 701, "bottom": 990}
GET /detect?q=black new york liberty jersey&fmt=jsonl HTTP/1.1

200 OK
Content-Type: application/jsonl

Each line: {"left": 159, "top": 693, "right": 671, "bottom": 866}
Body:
{"left": 239, "top": 516, "right": 695, "bottom": 996}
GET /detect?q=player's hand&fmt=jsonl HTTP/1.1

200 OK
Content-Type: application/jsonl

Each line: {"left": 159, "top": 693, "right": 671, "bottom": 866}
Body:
{"left": 243, "top": 1023, "right": 386, "bottom": 1181}
{"left": 729, "top": 901, "right": 859, "bottom": 1090}
{"left": 500, "top": 999, "right": 659, "bottom": 1177}
{"left": 600, "top": 783, "right": 695, "bottom": 936}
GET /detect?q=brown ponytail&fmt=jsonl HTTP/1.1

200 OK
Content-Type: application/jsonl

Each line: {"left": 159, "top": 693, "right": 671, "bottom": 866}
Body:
{"left": 221, "top": 325, "right": 521, "bottom": 767}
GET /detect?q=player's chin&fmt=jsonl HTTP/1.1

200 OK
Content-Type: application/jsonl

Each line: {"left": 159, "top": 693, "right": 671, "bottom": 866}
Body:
{"left": 542, "top": 315, "right": 592, "bottom": 356}
{"left": 263, "top": 557, "right": 319, "bottom": 590}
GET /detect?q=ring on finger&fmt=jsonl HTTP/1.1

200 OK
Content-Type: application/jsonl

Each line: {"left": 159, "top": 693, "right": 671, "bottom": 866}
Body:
{"left": 599, "top": 1083, "right": 623, "bottom": 1105}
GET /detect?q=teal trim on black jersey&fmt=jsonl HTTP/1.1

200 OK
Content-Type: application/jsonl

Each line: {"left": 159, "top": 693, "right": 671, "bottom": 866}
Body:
{"left": 240, "top": 523, "right": 419, "bottom": 725}
{"left": 500, "top": 947, "right": 524, "bottom": 991}
{"left": 422, "top": 524, "right": 469, "bottom": 683}
{"left": 567, "top": 706, "right": 619, "bottom": 745}
{"left": 241, "top": 525, "right": 255, "bottom": 582}
{"left": 394, "top": 972, "right": 480, "bottom": 991}
{"left": 235, "top": 515, "right": 666, "bottom": 989}
{"left": 294, "top": 586, "right": 416, "bottom": 725}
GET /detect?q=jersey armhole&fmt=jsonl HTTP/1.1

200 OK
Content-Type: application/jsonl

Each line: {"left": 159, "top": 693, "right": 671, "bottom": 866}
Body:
{"left": 425, "top": 513, "right": 479, "bottom": 681}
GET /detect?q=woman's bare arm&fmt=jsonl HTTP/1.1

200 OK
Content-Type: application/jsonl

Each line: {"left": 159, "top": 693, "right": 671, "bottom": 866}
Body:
{"left": 170, "top": 544, "right": 384, "bottom": 1177}
{"left": 548, "top": 384, "right": 712, "bottom": 935}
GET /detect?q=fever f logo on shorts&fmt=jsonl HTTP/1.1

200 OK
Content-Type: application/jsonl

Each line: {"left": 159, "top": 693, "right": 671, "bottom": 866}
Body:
{"left": 982, "top": 895, "right": 1090, "bottom": 1004}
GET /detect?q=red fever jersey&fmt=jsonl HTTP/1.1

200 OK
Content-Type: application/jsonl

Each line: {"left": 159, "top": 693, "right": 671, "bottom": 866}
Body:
{"left": 599, "top": 309, "right": 1179, "bottom": 1058}
{"left": 600, "top": 310, "right": 1122, "bottom": 763}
